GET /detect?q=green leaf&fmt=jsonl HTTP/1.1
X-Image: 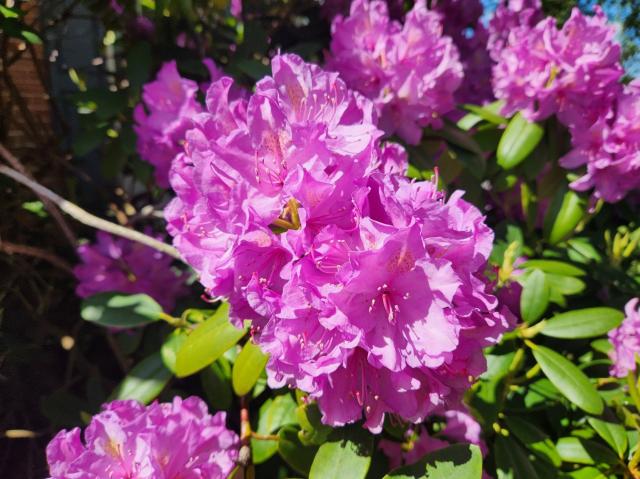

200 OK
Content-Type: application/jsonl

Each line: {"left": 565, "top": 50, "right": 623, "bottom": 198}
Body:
{"left": 531, "top": 345, "right": 604, "bottom": 415}
{"left": 22, "top": 200, "right": 47, "bottom": 218}
{"left": 160, "top": 332, "right": 186, "bottom": 373}
{"left": 278, "top": 425, "right": 318, "bottom": 475}
{"left": 556, "top": 437, "right": 619, "bottom": 466}
{"left": 497, "top": 113, "right": 544, "bottom": 169}
{"left": 541, "top": 308, "right": 624, "bottom": 339}
{"left": 495, "top": 437, "right": 540, "bottom": 479}
{"left": 111, "top": 352, "right": 172, "bottom": 404}
{"left": 21, "top": 29, "right": 41, "bottom": 44}
{"left": 544, "top": 189, "right": 586, "bottom": 245}
{"left": 520, "top": 260, "right": 585, "bottom": 277}
{"left": 587, "top": 417, "right": 628, "bottom": 458}
{"left": 545, "top": 274, "right": 586, "bottom": 296}
{"left": 252, "top": 394, "right": 297, "bottom": 464}
{"left": 0, "top": 5, "right": 21, "bottom": 18}
{"left": 309, "top": 427, "right": 373, "bottom": 479}
{"left": 81, "top": 293, "right": 162, "bottom": 328}
{"left": 562, "top": 467, "right": 610, "bottom": 479}
{"left": 175, "top": 304, "right": 246, "bottom": 377}
{"left": 297, "top": 403, "right": 333, "bottom": 446}
{"left": 200, "top": 358, "right": 233, "bottom": 410}
{"left": 384, "top": 444, "right": 483, "bottom": 479}
{"left": 462, "top": 102, "right": 508, "bottom": 125}
{"left": 520, "top": 269, "right": 550, "bottom": 323}
{"left": 505, "top": 416, "right": 562, "bottom": 466}
{"left": 231, "top": 340, "right": 269, "bottom": 396}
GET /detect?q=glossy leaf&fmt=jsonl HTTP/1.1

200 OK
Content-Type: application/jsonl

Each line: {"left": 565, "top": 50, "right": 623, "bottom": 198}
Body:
{"left": 175, "top": 304, "right": 246, "bottom": 377}
{"left": 111, "top": 352, "right": 171, "bottom": 404}
{"left": 505, "top": 416, "right": 562, "bottom": 466}
{"left": 497, "top": 113, "right": 544, "bottom": 169}
{"left": 231, "top": 340, "right": 269, "bottom": 396}
{"left": 495, "top": 437, "right": 540, "bottom": 479}
{"left": 587, "top": 417, "right": 628, "bottom": 458}
{"left": 532, "top": 345, "right": 603, "bottom": 415}
{"left": 520, "top": 269, "right": 550, "bottom": 323}
{"left": 462, "top": 102, "right": 508, "bottom": 125}
{"left": 160, "top": 332, "right": 186, "bottom": 373}
{"left": 81, "top": 293, "right": 162, "bottom": 328}
{"left": 252, "top": 394, "right": 297, "bottom": 464}
{"left": 520, "top": 260, "right": 585, "bottom": 277}
{"left": 200, "top": 358, "right": 233, "bottom": 411}
{"left": 544, "top": 189, "right": 586, "bottom": 245}
{"left": 541, "top": 308, "right": 624, "bottom": 339}
{"left": 278, "top": 425, "right": 318, "bottom": 476}
{"left": 383, "top": 444, "right": 483, "bottom": 479}
{"left": 309, "top": 427, "right": 373, "bottom": 479}
{"left": 556, "top": 437, "right": 618, "bottom": 466}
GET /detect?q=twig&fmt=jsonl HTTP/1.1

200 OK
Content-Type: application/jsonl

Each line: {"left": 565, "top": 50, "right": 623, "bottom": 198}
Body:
{"left": 0, "top": 240, "right": 74, "bottom": 274}
{"left": 0, "top": 162, "right": 182, "bottom": 259}
{"left": 0, "top": 143, "right": 77, "bottom": 246}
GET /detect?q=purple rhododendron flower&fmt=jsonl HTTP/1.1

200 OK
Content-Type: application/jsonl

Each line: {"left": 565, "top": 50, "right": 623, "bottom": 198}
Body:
{"left": 488, "top": 0, "right": 543, "bottom": 62}
{"left": 325, "top": 0, "right": 463, "bottom": 144}
{"left": 560, "top": 81, "right": 640, "bottom": 203}
{"left": 493, "top": 7, "right": 623, "bottom": 128}
{"left": 166, "top": 53, "right": 514, "bottom": 432}
{"left": 74, "top": 231, "right": 187, "bottom": 311}
{"left": 134, "top": 60, "right": 226, "bottom": 188}
{"left": 46, "top": 396, "right": 239, "bottom": 479}
{"left": 608, "top": 298, "right": 640, "bottom": 378}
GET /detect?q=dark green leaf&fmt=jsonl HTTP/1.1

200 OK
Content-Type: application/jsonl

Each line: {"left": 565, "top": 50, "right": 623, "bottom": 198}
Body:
{"left": 520, "top": 269, "right": 550, "bottom": 323}
{"left": 497, "top": 113, "right": 544, "bottom": 169}
{"left": 175, "top": 303, "right": 246, "bottom": 377}
{"left": 200, "top": 358, "right": 233, "bottom": 410}
{"left": 556, "top": 437, "right": 619, "bottom": 466}
{"left": 505, "top": 416, "right": 562, "bottom": 466}
{"left": 532, "top": 345, "right": 604, "bottom": 415}
{"left": 495, "top": 437, "right": 540, "bottom": 479}
{"left": 231, "top": 340, "right": 269, "bottom": 396}
{"left": 81, "top": 293, "right": 162, "bottom": 328}
{"left": 309, "top": 427, "right": 373, "bottom": 479}
{"left": 111, "top": 352, "right": 172, "bottom": 404}
{"left": 520, "top": 260, "right": 585, "bottom": 277}
{"left": 384, "top": 444, "right": 483, "bottom": 479}
{"left": 278, "top": 425, "right": 318, "bottom": 476}
{"left": 541, "top": 308, "right": 624, "bottom": 339}
{"left": 252, "top": 394, "right": 297, "bottom": 464}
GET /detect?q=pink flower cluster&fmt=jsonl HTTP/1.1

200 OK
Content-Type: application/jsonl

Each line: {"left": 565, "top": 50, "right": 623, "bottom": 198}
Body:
{"left": 487, "top": 0, "right": 543, "bottom": 62}
{"left": 492, "top": 5, "right": 640, "bottom": 202}
{"left": 74, "top": 231, "right": 187, "bottom": 311}
{"left": 379, "top": 409, "right": 487, "bottom": 469}
{"left": 166, "top": 53, "right": 513, "bottom": 432}
{"left": 134, "top": 60, "right": 223, "bottom": 188}
{"left": 46, "top": 396, "right": 239, "bottom": 479}
{"left": 608, "top": 298, "right": 640, "bottom": 378}
{"left": 325, "top": 0, "right": 463, "bottom": 144}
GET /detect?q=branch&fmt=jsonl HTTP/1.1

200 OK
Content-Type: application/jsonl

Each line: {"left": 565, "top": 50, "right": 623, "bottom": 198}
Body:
{"left": 0, "top": 163, "right": 182, "bottom": 260}
{"left": 0, "top": 240, "right": 74, "bottom": 274}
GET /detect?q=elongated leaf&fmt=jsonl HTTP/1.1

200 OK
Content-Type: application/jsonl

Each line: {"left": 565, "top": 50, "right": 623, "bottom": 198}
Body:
{"left": 232, "top": 340, "right": 269, "bottom": 396}
{"left": 505, "top": 416, "right": 562, "bottom": 466}
{"left": 309, "top": 427, "right": 373, "bottom": 479}
{"left": 384, "top": 444, "right": 483, "bottom": 479}
{"left": 175, "top": 304, "right": 246, "bottom": 377}
{"left": 544, "top": 189, "right": 586, "bottom": 245}
{"left": 556, "top": 437, "right": 618, "bottom": 466}
{"left": 541, "top": 308, "right": 624, "bottom": 339}
{"left": 495, "top": 436, "right": 540, "bottom": 479}
{"left": 160, "top": 332, "right": 186, "bottom": 373}
{"left": 587, "top": 417, "right": 628, "bottom": 458}
{"left": 532, "top": 345, "right": 603, "bottom": 415}
{"left": 200, "top": 358, "right": 233, "bottom": 410}
{"left": 545, "top": 274, "right": 586, "bottom": 296}
{"left": 520, "top": 269, "right": 549, "bottom": 323}
{"left": 497, "top": 113, "right": 544, "bottom": 169}
{"left": 278, "top": 426, "right": 318, "bottom": 475}
{"left": 564, "top": 467, "right": 609, "bottom": 479}
{"left": 463, "top": 102, "right": 508, "bottom": 125}
{"left": 111, "top": 352, "right": 171, "bottom": 404}
{"left": 520, "top": 260, "right": 585, "bottom": 277}
{"left": 252, "top": 394, "right": 297, "bottom": 464}
{"left": 81, "top": 293, "right": 162, "bottom": 328}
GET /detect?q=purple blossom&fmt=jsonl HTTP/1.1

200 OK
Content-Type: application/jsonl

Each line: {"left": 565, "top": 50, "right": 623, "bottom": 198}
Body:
{"left": 326, "top": 0, "right": 463, "bottom": 144}
{"left": 46, "top": 396, "right": 239, "bottom": 479}
{"left": 488, "top": 0, "right": 543, "bottom": 62}
{"left": 492, "top": 7, "right": 623, "bottom": 128}
{"left": 609, "top": 298, "right": 640, "bottom": 378}
{"left": 560, "top": 81, "right": 640, "bottom": 203}
{"left": 167, "top": 53, "right": 513, "bottom": 432}
{"left": 74, "top": 231, "right": 187, "bottom": 311}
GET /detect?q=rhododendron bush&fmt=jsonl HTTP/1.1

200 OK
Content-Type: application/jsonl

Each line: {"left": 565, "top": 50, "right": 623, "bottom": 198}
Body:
{"left": 1, "top": 0, "right": 640, "bottom": 478}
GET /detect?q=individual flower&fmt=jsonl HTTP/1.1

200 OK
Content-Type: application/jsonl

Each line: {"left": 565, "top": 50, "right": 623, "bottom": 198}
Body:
{"left": 231, "top": 0, "right": 242, "bottom": 18}
{"left": 46, "top": 396, "right": 239, "bottom": 479}
{"left": 560, "top": 81, "right": 640, "bottom": 203}
{"left": 167, "top": 53, "right": 513, "bottom": 432}
{"left": 608, "top": 298, "right": 640, "bottom": 378}
{"left": 326, "top": 0, "right": 463, "bottom": 144}
{"left": 487, "top": 0, "right": 543, "bottom": 62}
{"left": 74, "top": 231, "right": 187, "bottom": 311}
{"left": 492, "top": 7, "right": 623, "bottom": 129}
